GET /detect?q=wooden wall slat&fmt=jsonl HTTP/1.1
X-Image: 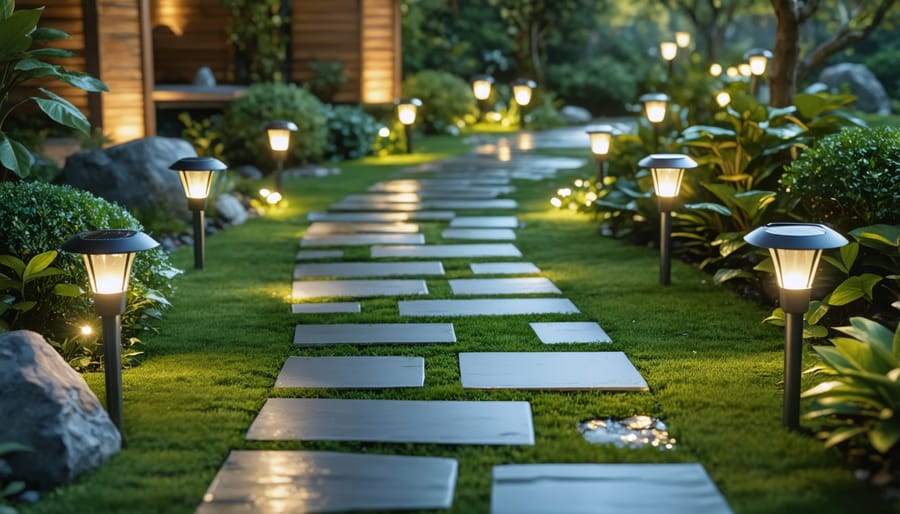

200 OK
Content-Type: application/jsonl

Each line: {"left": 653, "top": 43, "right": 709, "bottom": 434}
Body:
{"left": 150, "top": 0, "right": 232, "bottom": 84}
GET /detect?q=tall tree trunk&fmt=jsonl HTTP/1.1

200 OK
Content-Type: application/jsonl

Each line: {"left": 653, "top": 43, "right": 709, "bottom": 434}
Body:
{"left": 769, "top": 0, "right": 801, "bottom": 107}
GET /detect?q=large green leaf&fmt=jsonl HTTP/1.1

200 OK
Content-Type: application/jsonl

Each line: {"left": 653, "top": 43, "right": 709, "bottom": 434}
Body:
{"left": 0, "top": 8, "right": 41, "bottom": 59}
{"left": 27, "top": 47, "right": 74, "bottom": 58}
{"left": 22, "top": 250, "right": 57, "bottom": 282}
{"left": 823, "top": 426, "right": 868, "bottom": 449}
{"left": 869, "top": 422, "right": 900, "bottom": 453}
{"left": 794, "top": 93, "right": 830, "bottom": 119}
{"left": 0, "top": 255, "right": 25, "bottom": 277}
{"left": 713, "top": 268, "right": 752, "bottom": 284}
{"left": 831, "top": 336, "right": 894, "bottom": 375}
{"left": 850, "top": 224, "right": 900, "bottom": 250}
{"left": 34, "top": 88, "right": 90, "bottom": 135}
{"left": 828, "top": 274, "right": 882, "bottom": 306}
{"left": 837, "top": 317, "right": 894, "bottom": 356}
{"left": 683, "top": 202, "right": 731, "bottom": 216}
{"left": 55, "top": 70, "right": 108, "bottom": 93}
{"left": 839, "top": 243, "right": 859, "bottom": 272}
{"left": 31, "top": 27, "right": 69, "bottom": 41}
{"left": 0, "top": 133, "right": 34, "bottom": 178}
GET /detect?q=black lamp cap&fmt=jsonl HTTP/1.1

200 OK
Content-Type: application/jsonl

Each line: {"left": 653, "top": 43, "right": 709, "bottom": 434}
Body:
{"left": 511, "top": 78, "right": 536, "bottom": 88}
{"left": 472, "top": 74, "right": 495, "bottom": 83}
{"left": 639, "top": 93, "right": 669, "bottom": 103}
{"left": 169, "top": 156, "right": 228, "bottom": 172}
{"left": 638, "top": 153, "right": 698, "bottom": 169}
{"left": 743, "top": 48, "right": 773, "bottom": 60}
{"left": 264, "top": 120, "right": 298, "bottom": 132}
{"left": 586, "top": 124, "right": 617, "bottom": 135}
{"left": 62, "top": 229, "right": 159, "bottom": 255}
{"left": 744, "top": 222, "right": 848, "bottom": 250}
{"left": 396, "top": 98, "right": 423, "bottom": 107}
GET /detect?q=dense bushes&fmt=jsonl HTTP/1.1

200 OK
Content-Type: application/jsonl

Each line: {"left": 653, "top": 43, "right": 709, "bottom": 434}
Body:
{"left": 323, "top": 105, "right": 379, "bottom": 161}
{"left": 221, "top": 82, "right": 327, "bottom": 170}
{"left": 402, "top": 70, "right": 477, "bottom": 134}
{"left": 0, "top": 182, "right": 180, "bottom": 366}
{"left": 546, "top": 57, "right": 639, "bottom": 115}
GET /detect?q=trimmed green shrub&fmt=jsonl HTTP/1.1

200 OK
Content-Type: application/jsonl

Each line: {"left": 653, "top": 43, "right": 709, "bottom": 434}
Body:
{"left": 781, "top": 126, "right": 900, "bottom": 231}
{"left": 220, "top": 82, "right": 327, "bottom": 170}
{"left": 323, "top": 105, "right": 379, "bottom": 161}
{"left": 546, "top": 57, "right": 638, "bottom": 115}
{"left": 0, "top": 182, "right": 180, "bottom": 349}
{"left": 402, "top": 71, "right": 477, "bottom": 134}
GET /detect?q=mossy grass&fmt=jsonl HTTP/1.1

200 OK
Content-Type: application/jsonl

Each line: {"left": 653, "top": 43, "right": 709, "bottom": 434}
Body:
{"left": 22, "top": 135, "right": 893, "bottom": 513}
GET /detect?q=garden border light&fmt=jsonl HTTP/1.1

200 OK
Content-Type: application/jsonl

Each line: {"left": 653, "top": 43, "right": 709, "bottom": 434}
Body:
{"left": 61, "top": 229, "right": 159, "bottom": 430}
{"left": 639, "top": 153, "right": 697, "bottom": 285}
{"left": 639, "top": 93, "right": 669, "bottom": 153}
{"left": 171, "top": 156, "right": 228, "bottom": 270}
{"left": 396, "top": 98, "right": 422, "bottom": 154}
{"left": 709, "top": 63, "right": 723, "bottom": 77}
{"left": 715, "top": 91, "right": 732, "bottom": 108}
{"left": 511, "top": 78, "right": 537, "bottom": 128}
{"left": 659, "top": 42, "right": 678, "bottom": 78}
{"left": 743, "top": 48, "right": 773, "bottom": 97}
{"left": 264, "top": 120, "right": 298, "bottom": 194}
{"left": 472, "top": 74, "right": 494, "bottom": 122}
{"left": 745, "top": 223, "right": 847, "bottom": 430}
{"left": 674, "top": 31, "right": 691, "bottom": 48}
{"left": 585, "top": 124, "right": 616, "bottom": 181}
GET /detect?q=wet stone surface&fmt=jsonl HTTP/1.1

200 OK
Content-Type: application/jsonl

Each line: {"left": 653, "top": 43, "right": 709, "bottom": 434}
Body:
{"left": 578, "top": 415, "right": 676, "bottom": 450}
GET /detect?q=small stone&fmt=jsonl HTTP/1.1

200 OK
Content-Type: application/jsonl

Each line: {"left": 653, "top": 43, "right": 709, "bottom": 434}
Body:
{"left": 234, "top": 164, "right": 263, "bottom": 180}
{"left": 192, "top": 66, "right": 217, "bottom": 87}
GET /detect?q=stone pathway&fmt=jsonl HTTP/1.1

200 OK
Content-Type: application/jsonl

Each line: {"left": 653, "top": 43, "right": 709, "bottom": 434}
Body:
{"left": 196, "top": 134, "right": 733, "bottom": 513}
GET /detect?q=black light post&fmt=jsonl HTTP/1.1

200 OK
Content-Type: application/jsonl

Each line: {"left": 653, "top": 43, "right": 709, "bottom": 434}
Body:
{"left": 61, "top": 229, "right": 158, "bottom": 430}
{"left": 396, "top": 98, "right": 421, "bottom": 154}
{"left": 744, "top": 48, "right": 773, "bottom": 99}
{"left": 171, "top": 156, "right": 228, "bottom": 270}
{"left": 586, "top": 125, "right": 615, "bottom": 182}
{"left": 744, "top": 223, "right": 847, "bottom": 430}
{"left": 264, "top": 120, "right": 298, "bottom": 193}
{"left": 471, "top": 74, "right": 494, "bottom": 122}
{"left": 639, "top": 93, "right": 669, "bottom": 153}
{"left": 511, "top": 78, "right": 536, "bottom": 129}
{"left": 639, "top": 153, "right": 697, "bottom": 285}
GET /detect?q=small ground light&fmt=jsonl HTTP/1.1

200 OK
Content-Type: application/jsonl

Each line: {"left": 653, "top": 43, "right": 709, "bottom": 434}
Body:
{"left": 396, "top": 98, "right": 422, "bottom": 154}
{"left": 659, "top": 42, "right": 677, "bottom": 78}
{"left": 744, "top": 223, "right": 848, "bottom": 430}
{"left": 738, "top": 63, "right": 752, "bottom": 78}
{"left": 378, "top": 126, "right": 391, "bottom": 138}
{"left": 80, "top": 325, "right": 93, "bottom": 336}
{"left": 511, "top": 78, "right": 536, "bottom": 128}
{"left": 674, "top": 31, "right": 691, "bottom": 48}
{"left": 266, "top": 192, "right": 283, "bottom": 205}
{"left": 550, "top": 197, "right": 562, "bottom": 208}
{"left": 472, "top": 74, "right": 494, "bottom": 121}
{"left": 171, "top": 156, "right": 228, "bottom": 270}
{"left": 709, "top": 63, "right": 722, "bottom": 77}
{"left": 264, "top": 120, "right": 298, "bottom": 194}
{"left": 585, "top": 124, "right": 616, "bottom": 182}
{"left": 726, "top": 66, "right": 739, "bottom": 79}
{"left": 715, "top": 91, "right": 732, "bottom": 108}
{"left": 61, "top": 229, "right": 159, "bottom": 430}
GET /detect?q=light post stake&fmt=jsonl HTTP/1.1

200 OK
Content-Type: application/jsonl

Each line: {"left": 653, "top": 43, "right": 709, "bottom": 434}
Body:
{"left": 639, "top": 154, "right": 697, "bottom": 285}
{"left": 745, "top": 223, "right": 848, "bottom": 430}
{"left": 586, "top": 125, "right": 615, "bottom": 182}
{"left": 61, "top": 229, "right": 159, "bottom": 430}
{"left": 640, "top": 93, "right": 669, "bottom": 153}
{"left": 171, "top": 156, "right": 228, "bottom": 270}
{"left": 511, "top": 78, "right": 536, "bottom": 129}
{"left": 264, "top": 120, "right": 298, "bottom": 194}
{"left": 396, "top": 98, "right": 422, "bottom": 154}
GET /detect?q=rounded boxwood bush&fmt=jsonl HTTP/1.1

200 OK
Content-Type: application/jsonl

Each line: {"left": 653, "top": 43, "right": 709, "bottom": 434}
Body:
{"left": 781, "top": 126, "right": 899, "bottom": 230}
{"left": 0, "top": 181, "right": 181, "bottom": 342}
{"left": 324, "top": 104, "right": 379, "bottom": 161}
{"left": 402, "top": 70, "right": 477, "bottom": 134}
{"left": 220, "top": 82, "right": 328, "bottom": 170}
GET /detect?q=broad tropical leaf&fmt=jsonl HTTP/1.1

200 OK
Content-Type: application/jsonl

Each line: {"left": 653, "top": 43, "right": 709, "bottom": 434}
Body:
{"left": 0, "top": 133, "right": 34, "bottom": 178}
{"left": 22, "top": 250, "right": 57, "bottom": 282}
{"left": 34, "top": 87, "right": 90, "bottom": 135}
{"left": 0, "top": 7, "right": 41, "bottom": 59}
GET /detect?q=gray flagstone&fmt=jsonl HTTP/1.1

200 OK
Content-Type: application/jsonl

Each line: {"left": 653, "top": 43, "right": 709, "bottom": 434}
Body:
{"left": 293, "top": 322, "right": 456, "bottom": 345}
{"left": 196, "top": 451, "right": 457, "bottom": 514}
{"left": 490, "top": 463, "right": 733, "bottom": 514}
{"left": 450, "top": 216, "right": 519, "bottom": 228}
{"left": 470, "top": 262, "right": 541, "bottom": 275}
{"left": 423, "top": 199, "right": 517, "bottom": 210}
{"left": 291, "top": 302, "right": 360, "bottom": 314}
{"left": 449, "top": 277, "right": 561, "bottom": 295}
{"left": 301, "top": 233, "right": 424, "bottom": 247}
{"left": 246, "top": 398, "right": 535, "bottom": 445}
{"left": 399, "top": 298, "right": 580, "bottom": 317}
{"left": 306, "top": 221, "right": 420, "bottom": 234}
{"left": 530, "top": 322, "right": 612, "bottom": 344}
{"left": 459, "top": 352, "right": 646, "bottom": 390}
{"left": 292, "top": 279, "right": 428, "bottom": 299}
{"left": 275, "top": 356, "right": 424, "bottom": 388}
{"left": 296, "top": 249, "right": 343, "bottom": 261}
{"left": 372, "top": 244, "right": 522, "bottom": 259}
{"left": 329, "top": 201, "right": 422, "bottom": 211}
{"left": 409, "top": 211, "right": 457, "bottom": 220}
{"left": 293, "top": 261, "right": 445, "bottom": 278}
{"left": 307, "top": 211, "right": 410, "bottom": 222}
{"left": 442, "top": 228, "right": 516, "bottom": 241}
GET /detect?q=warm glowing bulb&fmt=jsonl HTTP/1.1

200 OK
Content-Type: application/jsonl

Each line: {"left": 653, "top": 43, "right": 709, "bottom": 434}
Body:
{"left": 715, "top": 91, "right": 731, "bottom": 107}
{"left": 378, "top": 126, "right": 390, "bottom": 137}
{"left": 267, "top": 129, "right": 291, "bottom": 151}
{"left": 558, "top": 188, "right": 572, "bottom": 197}
{"left": 644, "top": 101, "right": 667, "bottom": 124}
{"left": 709, "top": 63, "right": 722, "bottom": 77}
{"left": 748, "top": 55, "right": 768, "bottom": 76}
{"left": 651, "top": 167, "right": 684, "bottom": 198}
{"left": 675, "top": 32, "right": 691, "bottom": 48}
{"left": 178, "top": 170, "right": 214, "bottom": 199}
{"left": 266, "top": 192, "right": 283, "bottom": 204}
{"left": 84, "top": 253, "right": 131, "bottom": 294}
{"left": 397, "top": 104, "right": 417, "bottom": 125}
{"left": 659, "top": 42, "right": 678, "bottom": 61}
{"left": 472, "top": 79, "right": 492, "bottom": 100}
{"left": 726, "top": 66, "right": 739, "bottom": 78}
{"left": 550, "top": 197, "right": 562, "bottom": 208}
{"left": 771, "top": 248, "right": 819, "bottom": 290}
{"left": 80, "top": 325, "right": 92, "bottom": 336}
{"left": 512, "top": 84, "right": 533, "bottom": 106}
{"left": 574, "top": 179, "right": 583, "bottom": 187}
{"left": 738, "top": 63, "right": 752, "bottom": 77}
{"left": 589, "top": 132, "right": 612, "bottom": 155}
{"left": 259, "top": 188, "right": 271, "bottom": 198}
{"left": 586, "top": 192, "right": 598, "bottom": 202}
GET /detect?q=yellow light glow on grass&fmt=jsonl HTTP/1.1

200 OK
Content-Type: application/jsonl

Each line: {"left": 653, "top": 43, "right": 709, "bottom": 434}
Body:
{"left": 550, "top": 197, "right": 562, "bottom": 208}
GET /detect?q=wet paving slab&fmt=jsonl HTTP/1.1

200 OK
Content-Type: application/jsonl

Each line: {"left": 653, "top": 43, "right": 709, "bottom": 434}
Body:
{"left": 292, "top": 322, "right": 456, "bottom": 346}
{"left": 275, "top": 356, "right": 425, "bottom": 388}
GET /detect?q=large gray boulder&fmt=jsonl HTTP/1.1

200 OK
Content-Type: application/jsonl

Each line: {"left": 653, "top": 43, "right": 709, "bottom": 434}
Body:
{"left": 559, "top": 105, "right": 592, "bottom": 124}
{"left": 214, "top": 193, "right": 248, "bottom": 226}
{"left": 818, "top": 63, "right": 891, "bottom": 115}
{"left": 0, "top": 330, "right": 120, "bottom": 489}
{"left": 64, "top": 137, "right": 197, "bottom": 220}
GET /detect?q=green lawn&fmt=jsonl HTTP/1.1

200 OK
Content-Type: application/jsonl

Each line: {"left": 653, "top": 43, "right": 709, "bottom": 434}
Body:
{"left": 22, "top": 134, "right": 893, "bottom": 514}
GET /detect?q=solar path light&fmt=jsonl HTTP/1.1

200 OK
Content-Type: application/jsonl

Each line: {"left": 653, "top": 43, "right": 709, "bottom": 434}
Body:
{"left": 639, "top": 93, "right": 669, "bottom": 153}
{"left": 511, "top": 78, "right": 536, "bottom": 128}
{"left": 586, "top": 125, "right": 616, "bottom": 182}
{"left": 264, "top": 120, "right": 298, "bottom": 194}
{"left": 171, "top": 156, "right": 228, "bottom": 270}
{"left": 396, "top": 98, "right": 422, "bottom": 154}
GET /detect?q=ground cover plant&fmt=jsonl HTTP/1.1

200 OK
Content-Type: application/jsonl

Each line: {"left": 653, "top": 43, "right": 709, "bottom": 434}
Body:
{"left": 13, "top": 136, "right": 896, "bottom": 514}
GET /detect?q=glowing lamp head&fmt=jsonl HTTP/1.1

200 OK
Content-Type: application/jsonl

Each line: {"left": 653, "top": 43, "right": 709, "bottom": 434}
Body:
{"left": 738, "top": 63, "right": 752, "bottom": 77}
{"left": 743, "top": 48, "right": 773, "bottom": 76}
{"left": 471, "top": 75, "right": 494, "bottom": 101}
{"left": 638, "top": 153, "right": 698, "bottom": 204}
{"left": 61, "top": 229, "right": 158, "bottom": 302}
{"left": 709, "top": 63, "right": 722, "bottom": 77}
{"left": 170, "top": 156, "right": 228, "bottom": 205}
{"left": 396, "top": 98, "right": 422, "bottom": 126}
{"left": 585, "top": 125, "right": 616, "bottom": 157}
{"left": 726, "top": 66, "right": 739, "bottom": 79}
{"left": 378, "top": 126, "right": 391, "bottom": 138}
{"left": 675, "top": 32, "right": 691, "bottom": 48}
{"left": 715, "top": 91, "right": 732, "bottom": 107}
{"left": 744, "top": 223, "right": 848, "bottom": 292}
{"left": 264, "top": 120, "right": 298, "bottom": 152}
{"left": 511, "top": 78, "right": 537, "bottom": 106}
{"left": 639, "top": 93, "right": 669, "bottom": 124}
{"left": 659, "top": 41, "right": 678, "bottom": 62}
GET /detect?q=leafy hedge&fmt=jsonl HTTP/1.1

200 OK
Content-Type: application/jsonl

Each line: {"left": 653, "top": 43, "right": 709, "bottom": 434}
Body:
{"left": 402, "top": 70, "right": 477, "bottom": 134}
{"left": 323, "top": 105, "right": 379, "bottom": 161}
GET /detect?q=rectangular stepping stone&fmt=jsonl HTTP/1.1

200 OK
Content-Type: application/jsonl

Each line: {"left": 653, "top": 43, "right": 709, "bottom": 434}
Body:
{"left": 301, "top": 233, "right": 425, "bottom": 247}
{"left": 342, "top": 193, "right": 424, "bottom": 203}
{"left": 275, "top": 356, "right": 424, "bottom": 388}
{"left": 329, "top": 201, "right": 422, "bottom": 211}
{"left": 246, "top": 398, "right": 535, "bottom": 445}
{"left": 459, "top": 352, "right": 647, "bottom": 390}
{"left": 490, "top": 463, "right": 733, "bottom": 514}
{"left": 306, "top": 221, "right": 420, "bottom": 234}
{"left": 291, "top": 302, "right": 360, "bottom": 314}
{"left": 373, "top": 244, "right": 522, "bottom": 259}
{"left": 449, "top": 278, "right": 561, "bottom": 295}
{"left": 196, "top": 450, "right": 457, "bottom": 514}
{"left": 307, "top": 211, "right": 409, "bottom": 222}
{"left": 423, "top": 199, "right": 517, "bottom": 210}
{"left": 294, "top": 261, "right": 444, "bottom": 278}
{"left": 296, "top": 249, "right": 343, "bottom": 261}
{"left": 293, "top": 322, "right": 456, "bottom": 345}
{"left": 400, "top": 298, "right": 580, "bottom": 317}
{"left": 471, "top": 262, "right": 541, "bottom": 275}
{"left": 293, "top": 279, "right": 428, "bottom": 300}
{"left": 450, "top": 216, "right": 519, "bottom": 228}
{"left": 530, "top": 321, "right": 612, "bottom": 344}
{"left": 442, "top": 228, "right": 516, "bottom": 241}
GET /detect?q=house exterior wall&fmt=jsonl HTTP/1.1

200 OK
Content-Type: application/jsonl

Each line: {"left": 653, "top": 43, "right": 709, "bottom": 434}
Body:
{"left": 151, "top": 0, "right": 233, "bottom": 84}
